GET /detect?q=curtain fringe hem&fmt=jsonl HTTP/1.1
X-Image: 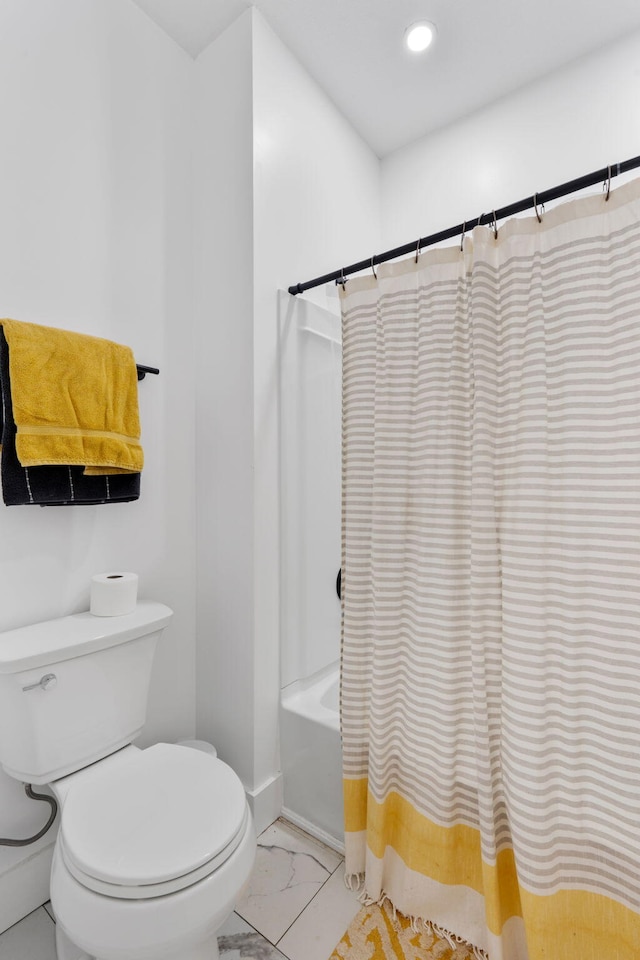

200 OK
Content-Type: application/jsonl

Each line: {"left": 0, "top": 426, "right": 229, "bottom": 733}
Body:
{"left": 343, "top": 873, "right": 490, "bottom": 960}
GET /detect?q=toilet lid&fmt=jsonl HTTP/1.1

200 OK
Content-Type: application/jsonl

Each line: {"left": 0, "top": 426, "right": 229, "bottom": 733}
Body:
{"left": 61, "top": 743, "right": 247, "bottom": 890}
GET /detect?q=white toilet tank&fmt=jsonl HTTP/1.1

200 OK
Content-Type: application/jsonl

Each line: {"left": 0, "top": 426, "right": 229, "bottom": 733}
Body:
{"left": 0, "top": 602, "right": 172, "bottom": 784}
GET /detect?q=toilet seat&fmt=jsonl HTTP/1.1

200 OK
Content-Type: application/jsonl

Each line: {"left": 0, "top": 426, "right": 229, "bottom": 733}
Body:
{"left": 60, "top": 808, "right": 249, "bottom": 899}
{"left": 60, "top": 743, "right": 249, "bottom": 900}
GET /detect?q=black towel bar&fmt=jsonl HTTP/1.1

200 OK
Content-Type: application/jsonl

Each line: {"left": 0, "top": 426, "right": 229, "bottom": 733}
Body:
{"left": 136, "top": 364, "right": 159, "bottom": 381}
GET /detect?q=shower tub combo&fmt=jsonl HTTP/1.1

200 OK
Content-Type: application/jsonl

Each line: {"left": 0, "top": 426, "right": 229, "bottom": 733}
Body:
{"left": 280, "top": 663, "right": 344, "bottom": 852}
{"left": 279, "top": 293, "right": 344, "bottom": 853}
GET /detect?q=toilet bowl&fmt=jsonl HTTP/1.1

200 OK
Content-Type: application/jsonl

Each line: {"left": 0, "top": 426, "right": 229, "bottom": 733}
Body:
{"left": 50, "top": 743, "right": 256, "bottom": 960}
{"left": 0, "top": 602, "right": 257, "bottom": 960}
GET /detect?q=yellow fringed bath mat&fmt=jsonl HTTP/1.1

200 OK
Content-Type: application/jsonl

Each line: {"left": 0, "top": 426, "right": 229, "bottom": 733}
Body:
{"left": 328, "top": 901, "right": 477, "bottom": 960}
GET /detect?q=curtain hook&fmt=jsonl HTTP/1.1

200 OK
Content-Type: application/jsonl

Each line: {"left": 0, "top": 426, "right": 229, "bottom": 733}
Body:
{"left": 337, "top": 268, "right": 347, "bottom": 290}
{"left": 371, "top": 255, "right": 378, "bottom": 279}
{"left": 492, "top": 210, "right": 498, "bottom": 240}
{"left": 460, "top": 221, "right": 466, "bottom": 252}
{"left": 415, "top": 238, "right": 421, "bottom": 264}
{"left": 603, "top": 164, "right": 611, "bottom": 201}
{"left": 534, "top": 193, "right": 544, "bottom": 223}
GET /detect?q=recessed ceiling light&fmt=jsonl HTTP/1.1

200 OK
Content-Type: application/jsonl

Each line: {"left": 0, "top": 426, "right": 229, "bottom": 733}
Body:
{"left": 404, "top": 21, "right": 436, "bottom": 54}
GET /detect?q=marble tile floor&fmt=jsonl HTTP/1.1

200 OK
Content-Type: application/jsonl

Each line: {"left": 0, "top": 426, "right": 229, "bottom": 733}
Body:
{"left": 0, "top": 818, "right": 360, "bottom": 960}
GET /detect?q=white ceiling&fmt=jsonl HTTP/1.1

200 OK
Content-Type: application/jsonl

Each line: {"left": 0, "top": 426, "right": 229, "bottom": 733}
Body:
{"left": 131, "top": 0, "right": 640, "bottom": 157}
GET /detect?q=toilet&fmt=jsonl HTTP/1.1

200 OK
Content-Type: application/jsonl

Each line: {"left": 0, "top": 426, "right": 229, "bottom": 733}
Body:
{"left": 0, "top": 602, "right": 256, "bottom": 960}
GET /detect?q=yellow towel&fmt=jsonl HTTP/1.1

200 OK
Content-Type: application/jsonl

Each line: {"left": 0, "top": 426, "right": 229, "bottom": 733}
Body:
{"left": 0, "top": 319, "right": 143, "bottom": 475}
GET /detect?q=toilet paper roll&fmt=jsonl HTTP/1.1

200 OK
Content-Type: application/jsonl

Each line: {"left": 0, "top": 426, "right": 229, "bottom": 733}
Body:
{"left": 90, "top": 572, "right": 139, "bottom": 617}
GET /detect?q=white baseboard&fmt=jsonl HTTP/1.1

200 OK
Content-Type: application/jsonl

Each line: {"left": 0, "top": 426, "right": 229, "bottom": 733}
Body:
{"left": 246, "top": 773, "right": 283, "bottom": 835}
{"left": 281, "top": 806, "right": 345, "bottom": 855}
{"left": 0, "top": 841, "right": 54, "bottom": 935}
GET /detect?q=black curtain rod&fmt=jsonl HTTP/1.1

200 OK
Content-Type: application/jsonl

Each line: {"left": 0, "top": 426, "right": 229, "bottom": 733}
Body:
{"left": 288, "top": 154, "right": 640, "bottom": 296}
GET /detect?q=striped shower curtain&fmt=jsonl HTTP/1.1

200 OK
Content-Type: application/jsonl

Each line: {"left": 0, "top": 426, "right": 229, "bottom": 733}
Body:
{"left": 339, "top": 178, "right": 640, "bottom": 960}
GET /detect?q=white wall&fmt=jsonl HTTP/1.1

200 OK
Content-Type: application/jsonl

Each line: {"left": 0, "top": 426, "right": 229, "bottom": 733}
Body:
{"left": 194, "top": 8, "right": 380, "bottom": 831}
{"left": 251, "top": 7, "right": 380, "bottom": 799}
{"left": 381, "top": 30, "right": 640, "bottom": 248}
{"left": 0, "top": 0, "right": 196, "bottom": 930}
{"left": 194, "top": 9, "right": 256, "bottom": 792}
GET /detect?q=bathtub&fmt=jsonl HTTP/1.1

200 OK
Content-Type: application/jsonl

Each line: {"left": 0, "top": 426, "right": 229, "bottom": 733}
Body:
{"left": 280, "top": 662, "right": 344, "bottom": 852}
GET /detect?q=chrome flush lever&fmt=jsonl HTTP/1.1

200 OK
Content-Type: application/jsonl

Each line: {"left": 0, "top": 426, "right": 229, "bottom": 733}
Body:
{"left": 22, "top": 673, "right": 57, "bottom": 693}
